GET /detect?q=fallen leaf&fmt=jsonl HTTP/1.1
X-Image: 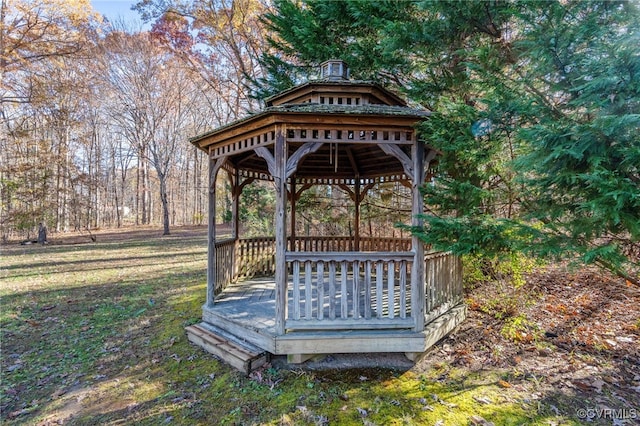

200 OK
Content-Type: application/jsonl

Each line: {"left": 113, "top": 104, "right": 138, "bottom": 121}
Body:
{"left": 473, "top": 396, "right": 492, "bottom": 405}
{"left": 591, "top": 379, "right": 605, "bottom": 393}
{"left": 498, "top": 380, "right": 511, "bottom": 388}
{"left": 470, "top": 415, "right": 495, "bottom": 426}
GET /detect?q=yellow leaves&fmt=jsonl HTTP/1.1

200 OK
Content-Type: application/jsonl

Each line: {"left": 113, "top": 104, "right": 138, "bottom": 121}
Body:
{"left": 12, "top": 0, "right": 99, "bottom": 25}
{"left": 3, "top": 0, "right": 100, "bottom": 73}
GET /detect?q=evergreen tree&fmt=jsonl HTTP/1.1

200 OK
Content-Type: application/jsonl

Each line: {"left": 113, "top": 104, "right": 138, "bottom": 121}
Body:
{"left": 261, "top": 0, "right": 640, "bottom": 285}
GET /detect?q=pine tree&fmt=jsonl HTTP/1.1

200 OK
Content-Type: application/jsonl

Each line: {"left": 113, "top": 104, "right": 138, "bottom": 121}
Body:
{"left": 261, "top": 0, "right": 640, "bottom": 285}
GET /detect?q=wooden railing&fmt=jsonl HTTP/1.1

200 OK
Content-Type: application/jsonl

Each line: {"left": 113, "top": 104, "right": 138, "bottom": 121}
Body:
{"left": 215, "top": 236, "right": 411, "bottom": 292}
{"left": 285, "top": 251, "right": 415, "bottom": 330}
{"left": 290, "top": 236, "right": 410, "bottom": 252}
{"left": 236, "top": 237, "right": 276, "bottom": 279}
{"left": 359, "top": 237, "right": 411, "bottom": 252}
{"left": 214, "top": 238, "right": 237, "bottom": 294}
{"left": 214, "top": 238, "right": 464, "bottom": 331}
{"left": 214, "top": 237, "right": 276, "bottom": 293}
{"left": 424, "top": 251, "right": 463, "bottom": 324}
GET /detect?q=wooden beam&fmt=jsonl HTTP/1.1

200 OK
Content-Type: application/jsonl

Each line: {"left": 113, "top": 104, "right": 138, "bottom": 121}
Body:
{"left": 379, "top": 144, "right": 414, "bottom": 181}
{"left": 337, "top": 183, "right": 356, "bottom": 202}
{"left": 411, "top": 142, "right": 425, "bottom": 332}
{"left": 273, "top": 127, "right": 287, "bottom": 335}
{"left": 290, "top": 179, "right": 296, "bottom": 251}
{"left": 236, "top": 177, "right": 255, "bottom": 195}
{"left": 355, "top": 179, "right": 361, "bottom": 251}
{"left": 207, "top": 155, "right": 227, "bottom": 308}
{"left": 254, "top": 147, "right": 276, "bottom": 176}
{"left": 424, "top": 149, "right": 438, "bottom": 183}
{"left": 285, "top": 142, "right": 323, "bottom": 179}
{"left": 346, "top": 147, "right": 360, "bottom": 176}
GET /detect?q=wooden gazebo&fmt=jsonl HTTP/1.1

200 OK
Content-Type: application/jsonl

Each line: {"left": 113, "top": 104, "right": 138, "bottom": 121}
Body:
{"left": 186, "top": 60, "right": 466, "bottom": 372}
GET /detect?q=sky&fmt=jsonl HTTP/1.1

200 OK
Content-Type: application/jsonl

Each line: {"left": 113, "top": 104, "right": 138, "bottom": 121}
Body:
{"left": 90, "top": 0, "right": 146, "bottom": 27}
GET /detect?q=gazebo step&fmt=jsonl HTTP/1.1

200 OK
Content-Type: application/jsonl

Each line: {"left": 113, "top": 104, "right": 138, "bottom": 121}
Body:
{"left": 185, "top": 323, "right": 268, "bottom": 374}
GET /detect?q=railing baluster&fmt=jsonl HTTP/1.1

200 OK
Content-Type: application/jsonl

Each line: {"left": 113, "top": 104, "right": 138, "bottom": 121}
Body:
{"left": 305, "top": 261, "right": 313, "bottom": 319}
{"left": 364, "top": 261, "right": 372, "bottom": 319}
{"left": 293, "top": 260, "right": 300, "bottom": 320}
{"left": 317, "top": 261, "right": 324, "bottom": 320}
{"left": 388, "top": 261, "right": 395, "bottom": 319}
{"left": 376, "top": 261, "right": 383, "bottom": 318}
{"left": 328, "top": 261, "right": 336, "bottom": 320}
{"left": 353, "top": 261, "right": 360, "bottom": 319}
{"left": 400, "top": 260, "right": 407, "bottom": 319}
{"left": 341, "top": 261, "right": 348, "bottom": 319}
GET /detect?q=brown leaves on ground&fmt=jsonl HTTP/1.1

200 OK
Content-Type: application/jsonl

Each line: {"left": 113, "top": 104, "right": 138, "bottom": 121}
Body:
{"left": 417, "top": 264, "right": 640, "bottom": 419}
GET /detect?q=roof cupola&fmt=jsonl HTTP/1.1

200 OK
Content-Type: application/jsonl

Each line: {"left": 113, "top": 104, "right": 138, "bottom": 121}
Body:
{"left": 320, "top": 59, "right": 349, "bottom": 81}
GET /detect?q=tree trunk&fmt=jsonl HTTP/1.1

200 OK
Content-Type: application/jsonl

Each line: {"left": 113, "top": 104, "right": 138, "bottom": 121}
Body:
{"left": 159, "top": 172, "right": 170, "bottom": 235}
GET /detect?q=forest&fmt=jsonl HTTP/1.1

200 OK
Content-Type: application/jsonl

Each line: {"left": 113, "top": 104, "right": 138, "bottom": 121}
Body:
{"left": 1, "top": 0, "right": 638, "bottom": 284}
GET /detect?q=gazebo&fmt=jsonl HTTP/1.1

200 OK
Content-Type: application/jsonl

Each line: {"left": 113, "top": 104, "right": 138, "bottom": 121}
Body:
{"left": 186, "top": 60, "right": 466, "bottom": 373}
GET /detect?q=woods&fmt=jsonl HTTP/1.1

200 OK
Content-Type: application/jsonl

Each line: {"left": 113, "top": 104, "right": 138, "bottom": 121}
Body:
{"left": 1, "top": 0, "right": 638, "bottom": 282}
{"left": 0, "top": 0, "right": 269, "bottom": 238}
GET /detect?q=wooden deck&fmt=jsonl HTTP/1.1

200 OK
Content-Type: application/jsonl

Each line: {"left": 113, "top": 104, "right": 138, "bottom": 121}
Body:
{"left": 201, "top": 275, "right": 466, "bottom": 358}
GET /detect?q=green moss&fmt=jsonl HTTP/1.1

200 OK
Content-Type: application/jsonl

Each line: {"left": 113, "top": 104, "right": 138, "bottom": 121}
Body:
{"left": 0, "top": 231, "right": 584, "bottom": 425}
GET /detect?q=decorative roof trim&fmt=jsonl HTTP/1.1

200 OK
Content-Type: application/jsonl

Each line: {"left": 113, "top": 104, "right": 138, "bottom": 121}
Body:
{"left": 264, "top": 80, "right": 408, "bottom": 107}
{"left": 190, "top": 104, "right": 430, "bottom": 147}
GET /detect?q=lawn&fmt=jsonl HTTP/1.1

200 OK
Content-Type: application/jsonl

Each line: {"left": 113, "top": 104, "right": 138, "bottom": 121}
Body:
{"left": 1, "top": 227, "right": 638, "bottom": 425}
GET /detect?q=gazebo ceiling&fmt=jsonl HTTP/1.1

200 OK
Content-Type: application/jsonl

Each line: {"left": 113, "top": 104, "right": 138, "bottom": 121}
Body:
{"left": 232, "top": 141, "right": 411, "bottom": 182}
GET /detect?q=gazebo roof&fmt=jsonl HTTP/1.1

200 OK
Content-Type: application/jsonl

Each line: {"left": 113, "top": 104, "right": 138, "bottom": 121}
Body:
{"left": 189, "top": 60, "right": 432, "bottom": 183}
{"left": 264, "top": 80, "right": 409, "bottom": 107}
{"left": 189, "top": 103, "right": 430, "bottom": 148}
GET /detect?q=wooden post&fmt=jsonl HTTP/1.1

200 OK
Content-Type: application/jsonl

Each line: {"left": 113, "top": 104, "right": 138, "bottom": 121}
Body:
{"left": 274, "top": 127, "right": 288, "bottom": 335}
{"left": 232, "top": 167, "right": 240, "bottom": 240}
{"left": 411, "top": 142, "right": 425, "bottom": 332}
{"left": 354, "top": 179, "right": 361, "bottom": 251}
{"left": 207, "top": 154, "right": 227, "bottom": 309}
{"left": 290, "top": 178, "right": 296, "bottom": 251}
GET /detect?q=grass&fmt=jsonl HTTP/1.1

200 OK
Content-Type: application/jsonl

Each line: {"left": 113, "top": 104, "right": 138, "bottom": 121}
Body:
{"left": 1, "top": 229, "right": 582, "bottom": 425}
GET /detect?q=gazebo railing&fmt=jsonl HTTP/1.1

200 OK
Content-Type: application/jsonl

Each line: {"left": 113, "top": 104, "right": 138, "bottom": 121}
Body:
{"left": 424, "top": 251, "right": 464, "bottom": 324}
{"left": 291, "top": 236, "right": 410, "bottom": 252}
{"left": 214, "top": 236, "right": 413, "bottom": 292}
{"left": 285, "top": 251, "right": 415, "bottom": 330}
{"left": 213, "top": 238, "right": 236, "bottom": 294}
{"left": 213, "top": 237, "right": 276, "bottom": 294}
{"left": 213, "top": 236, "right": 464, "bottom": 329}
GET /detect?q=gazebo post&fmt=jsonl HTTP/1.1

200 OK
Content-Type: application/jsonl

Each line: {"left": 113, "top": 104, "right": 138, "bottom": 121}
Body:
{"left": 290, "top": 178, "right": 296, "bottom": 251}
{"left": 274, "top": 127, "right": 288, "bottom": 335}
{"left": 354, "top": 179, "right": 361, "bottom": 251}
{"left": 232, "top": 167, "right": 240, "bottom": 240}
{"left": 411, "top": 142, "right": 426, "bottom": 332}
{"left": 207, "top": 154, "right": 227, "bottom": 308}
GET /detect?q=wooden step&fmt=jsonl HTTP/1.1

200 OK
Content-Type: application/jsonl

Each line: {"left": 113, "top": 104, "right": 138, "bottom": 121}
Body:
{"left": 185, "top": 323, "right": 268, "bottom": 374}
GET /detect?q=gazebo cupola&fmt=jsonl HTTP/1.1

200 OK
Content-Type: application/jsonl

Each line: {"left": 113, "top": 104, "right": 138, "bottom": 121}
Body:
{"left": 320, "top": 59, "right": 350, "bottom": 80}
{"left": 186, "top": 61, "right": 466, "bottom": 371}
